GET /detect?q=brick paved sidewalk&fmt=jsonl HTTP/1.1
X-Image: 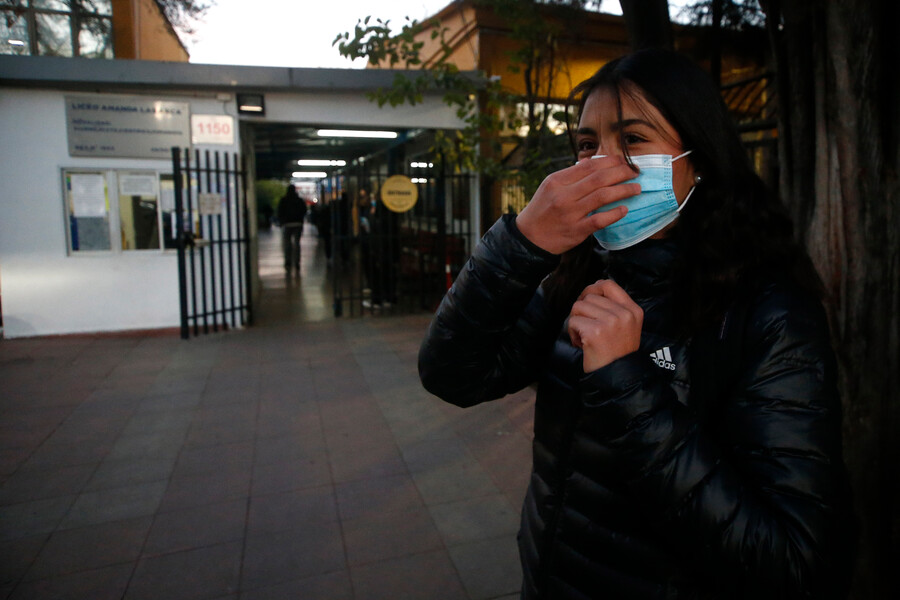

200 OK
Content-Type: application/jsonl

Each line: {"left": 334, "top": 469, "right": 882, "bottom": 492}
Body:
{"left": 0, "top": 232, "right": 536, "bottom": 599}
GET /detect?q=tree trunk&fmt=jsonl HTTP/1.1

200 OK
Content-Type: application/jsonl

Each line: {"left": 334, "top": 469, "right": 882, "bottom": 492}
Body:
{"left": 761, "top": 1, "right": 900, "bottom": 597}
{"left": 620, "top": 0, "right": 674, "bottom": 51}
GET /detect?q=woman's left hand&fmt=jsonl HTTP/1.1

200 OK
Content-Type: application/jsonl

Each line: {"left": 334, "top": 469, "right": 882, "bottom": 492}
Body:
{"left": 568, "top": 280, "right": 643, "bottom": 372}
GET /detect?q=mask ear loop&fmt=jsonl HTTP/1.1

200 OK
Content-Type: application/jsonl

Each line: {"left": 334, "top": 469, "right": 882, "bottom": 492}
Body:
{"left": 676, "top": 186, "right": 696, "bottom": 213}
{"left": 672, "top": 150, "right": 696, "bottom": 213}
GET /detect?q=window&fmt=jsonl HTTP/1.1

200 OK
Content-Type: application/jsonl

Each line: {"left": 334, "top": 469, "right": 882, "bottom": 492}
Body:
{"left": 2, "top": 0, "right": 113, "bottom": 58}
{"left": 64, "top": 170, "right": 111, "bottom": 251}
{"left": 64, "top": 168, "right": 178, "bottom": 254}
{"left": 118, "top": 172, "right": 160, "bottom": 250}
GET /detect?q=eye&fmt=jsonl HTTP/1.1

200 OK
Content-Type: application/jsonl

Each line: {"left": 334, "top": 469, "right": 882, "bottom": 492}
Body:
{"left": 576, "top": 138, "right": 597, "bottom": 153}
{"left": 623, "top": 132, "right": 647, "bottom": 146}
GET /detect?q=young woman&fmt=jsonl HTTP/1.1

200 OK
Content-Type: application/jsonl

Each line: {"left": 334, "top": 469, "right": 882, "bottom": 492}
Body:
{"left": 418, "top": 49, "right": 853, "bottom": 599}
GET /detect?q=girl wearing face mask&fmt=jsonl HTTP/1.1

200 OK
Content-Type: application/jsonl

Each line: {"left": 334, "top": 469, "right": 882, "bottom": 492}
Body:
{"left": 419, "top": 49, "right": 854, "bottom": 599}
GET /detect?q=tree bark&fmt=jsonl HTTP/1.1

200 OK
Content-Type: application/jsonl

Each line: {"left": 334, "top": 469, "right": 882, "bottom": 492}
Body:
{"left": 761, "top": 1, "right": 900, "bottom": 597}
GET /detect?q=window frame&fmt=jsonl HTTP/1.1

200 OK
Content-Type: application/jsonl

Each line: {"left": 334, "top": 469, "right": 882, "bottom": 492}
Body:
{"left": 62, "top": 167, "right": 177, "bottom": 255}
{"left": 1, "top": 0, "right": 113, "bottom": 58}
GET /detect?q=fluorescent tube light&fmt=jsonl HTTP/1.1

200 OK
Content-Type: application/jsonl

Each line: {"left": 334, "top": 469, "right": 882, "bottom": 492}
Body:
{"left": 291, "top": 171, "right": 327, "bottom": 178}
{"left": 297, "top": 159, "right": 347, "bottom": 167}
{"left": 317, "top": 129, "right": 397, "bottom": 139}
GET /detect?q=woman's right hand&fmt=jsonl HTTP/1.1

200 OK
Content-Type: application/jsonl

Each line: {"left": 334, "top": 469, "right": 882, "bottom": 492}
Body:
{"left": 515, "top": 155, "right": 640, "bottom": 255}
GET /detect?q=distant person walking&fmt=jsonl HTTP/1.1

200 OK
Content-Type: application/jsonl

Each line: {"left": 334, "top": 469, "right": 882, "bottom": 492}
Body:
{"left": 278, "top": 185, "right": 307, "bottom": 274}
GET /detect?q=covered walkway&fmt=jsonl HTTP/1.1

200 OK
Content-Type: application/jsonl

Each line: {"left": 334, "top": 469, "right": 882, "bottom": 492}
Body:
{"left": 0, "top": 223, "right": 535, "bottom": 599}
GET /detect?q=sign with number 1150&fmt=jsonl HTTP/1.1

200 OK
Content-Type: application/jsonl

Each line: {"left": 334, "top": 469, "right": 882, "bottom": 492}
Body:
{"left": 191, "top": 115, "right": 235, "bottom": 145}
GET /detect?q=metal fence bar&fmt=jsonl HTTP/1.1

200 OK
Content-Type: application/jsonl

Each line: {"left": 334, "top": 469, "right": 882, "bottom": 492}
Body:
{"left": 224, "top": 153, "right": 237, "bottom": 329}
{"left": 173, "top": 148, "right": 190, "bottom": 340}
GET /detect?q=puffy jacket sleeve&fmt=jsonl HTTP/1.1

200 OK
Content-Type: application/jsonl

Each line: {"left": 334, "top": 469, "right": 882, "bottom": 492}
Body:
{"left": 577, "top": 283, "right": 851, "bottom": 598}
{"left": 418, "top": 215, "right": 562, "bottom": 407}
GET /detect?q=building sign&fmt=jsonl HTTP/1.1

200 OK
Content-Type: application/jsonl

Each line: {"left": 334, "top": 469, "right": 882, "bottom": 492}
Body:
{"left": 380, "top": 175, "right": 418, "bottom": 213}
{"left": 191, "top": 114, "right": 235, "bottom": 145}
{"left": 66, "top": 95, "right": 190, "bottom": 159}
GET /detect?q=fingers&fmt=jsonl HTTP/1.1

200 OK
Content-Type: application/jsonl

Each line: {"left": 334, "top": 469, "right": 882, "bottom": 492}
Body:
{"left": 567, "top": 281, "right": 644, "bottom": 371}
{"left": 576, "top": 280, "right": 643, "bottom": 322}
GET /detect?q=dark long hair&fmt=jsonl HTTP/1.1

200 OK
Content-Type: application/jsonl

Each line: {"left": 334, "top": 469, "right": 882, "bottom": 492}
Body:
{"left": 547, "top": 48, "right": 821, "bottom": 331}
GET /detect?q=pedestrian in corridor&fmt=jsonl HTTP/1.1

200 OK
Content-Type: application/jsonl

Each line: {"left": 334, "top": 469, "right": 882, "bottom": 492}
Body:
{"left": 419, "top": 48, "right": 853, "bottom": 599}
{"left": 278, "top": 184, "right": 307, "bottom": 274}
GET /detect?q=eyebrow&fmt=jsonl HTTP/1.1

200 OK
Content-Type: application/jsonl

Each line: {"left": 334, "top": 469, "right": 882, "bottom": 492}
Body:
{"left": 576, "top": 119, "right": 658, "bottom": 136}
{"left": 611, "top": 118, "right": 657, "bottom": 131}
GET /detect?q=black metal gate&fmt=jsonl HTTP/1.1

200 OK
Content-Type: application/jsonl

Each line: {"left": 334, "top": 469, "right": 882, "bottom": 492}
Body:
{"left": 171, "top": 148, "right": 252, "bottom": 338}
{"left": 324, "top": 169, "right": 475, "bottom": 317}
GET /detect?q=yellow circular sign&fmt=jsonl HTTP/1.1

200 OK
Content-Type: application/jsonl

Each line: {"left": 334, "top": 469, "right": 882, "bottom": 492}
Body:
{"left": 380, "top": 175, "right": 419, "bottom": 213}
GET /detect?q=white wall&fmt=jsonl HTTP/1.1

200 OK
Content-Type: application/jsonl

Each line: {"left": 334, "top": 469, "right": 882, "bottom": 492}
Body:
{"left": 0, "top": 89, "right": 240, "bottom": 338}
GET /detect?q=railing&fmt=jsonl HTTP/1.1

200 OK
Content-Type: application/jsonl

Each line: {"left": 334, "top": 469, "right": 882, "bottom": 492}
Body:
{"left": 721, "top": 72, "right": 777, "bottom": 133}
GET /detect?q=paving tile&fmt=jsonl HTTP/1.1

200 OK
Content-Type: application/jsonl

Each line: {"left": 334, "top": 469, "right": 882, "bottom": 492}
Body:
{"left": 184, "top": 418, "right": 257, "bottom": 448}
{"left": 246, "top": 485, "right": 337, "bottom": 536}
{"left": 328, "top": 446, "right": 407, "bottom": 484}
{"left": 256, "top": 410, "right": 322, "bottom": 438}
{"left": 400, "top": 437, "right": 472, "bottom": 473}
{"left": 8, "top": 563, "right": 134, "bottom": 600}
{"left": 83, "top": 457, "right": 175, "bottom": 492}
{"left": 0, "top": 464, "right": 95, "bottom": 505}
{"left": 158, "top": 471, "right": 251, "bottom": 512}
{"left": 342, "top": 505, "right": 444, "bottom": 566}
{"left": 412, "top": 461, "right": 500, "bottom": 506}
{"left": 429, "top": 494, "right": 521, "bottom": 547}
{"left": 0, "top": 535, "right": 46, "bottom": 587}
{"left": 241, "top": 521, "right": 345, "bottom": 590}
{"left": 251, "top": 454, "right": 332, "bottom": 495}
{"left": 253, "top": 431, "right": 327, "bottom": 467}
{"left": 23, "top": 516, "right": 152, "bottom": 581}
{"left": 125, "top": 541, "right": 242, "bottom": 600}
{"left": 16, "top": 440, "right": 112, "bottom": 473}
{"left": 106, "top": 429, "right": 187, "bottom": 461}
{"left": 0, "top": 496, "right": 75, "bottom": 541}
{"left": 172, "top": 442, "right": 254, "bottom": 479}
{"left": 324, "top": 421, "right": 398, "bottom": 457}
{"left": 0, "top": 447, "right": 33, "bottom": 478}
{"left": 447, "top": 535, "right": 523, "bottom": 600}
{"left": 239, "top": 570, "right": 353, "bottom": 600}
{"left": 121, "top": 411, "right": 195, "bottom": 436}
{"left": 350, "top": 549, "right": 469, "bottom": 600}
{"left": 334, "top": 474, "right": 423, "bottom": 521}
{"left": 60, "top": 481, "right": 167, "bottom": 529}
{"left": 135, "top": 391, "right": 202, "bottom": 414}
{"left": 142, "top": 498, "right": 246, "bottom": 555}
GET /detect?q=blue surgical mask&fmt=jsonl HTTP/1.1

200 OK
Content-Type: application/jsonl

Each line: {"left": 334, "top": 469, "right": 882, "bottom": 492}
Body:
{"left": 590, "top": 151, "right": 695, "bottom": 250}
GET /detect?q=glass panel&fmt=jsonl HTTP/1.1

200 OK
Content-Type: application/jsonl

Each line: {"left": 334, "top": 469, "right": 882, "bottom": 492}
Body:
{"left": 77, "top": 15, "right": 110, "bottom": 58}
{"left": 31, "top": 1, "right": 69, "bottom": 11}
{"left": 118, "top": 173, "right": 161, "bottom": 250}
{"left": 35, "top": 12, "right": 72, "bottom": 56}
{"left": 65, "top": 171, "right": 111, "bottom": 252}
{"left": 84, "top": 0, "right": 112, "bottom": 16}
{"left": 1, "top": 9, "right": 30, "bottom": 55}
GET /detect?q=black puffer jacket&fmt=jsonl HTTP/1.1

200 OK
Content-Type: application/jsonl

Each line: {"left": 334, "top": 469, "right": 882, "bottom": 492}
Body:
{"left": 419, "top": 216, "right": 852, "bottom": 599}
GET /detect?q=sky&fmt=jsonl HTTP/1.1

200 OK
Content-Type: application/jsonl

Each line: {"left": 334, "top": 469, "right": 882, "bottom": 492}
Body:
{"left": 186, "top": 0, "right": 626, "bottom": 69}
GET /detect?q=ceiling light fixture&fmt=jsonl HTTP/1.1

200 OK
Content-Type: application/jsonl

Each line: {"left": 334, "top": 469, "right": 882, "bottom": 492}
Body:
{"left": 291, "top": 171, "right": 327, "bottom": 178}
{"left": 297, "top": 159, "right": 347, "bottom": 167}
{"left": 316, "top": 129, "right": 397, "bottom": 139}
{"left": 236, "top": 93, "right": 265, "bottom": 115}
